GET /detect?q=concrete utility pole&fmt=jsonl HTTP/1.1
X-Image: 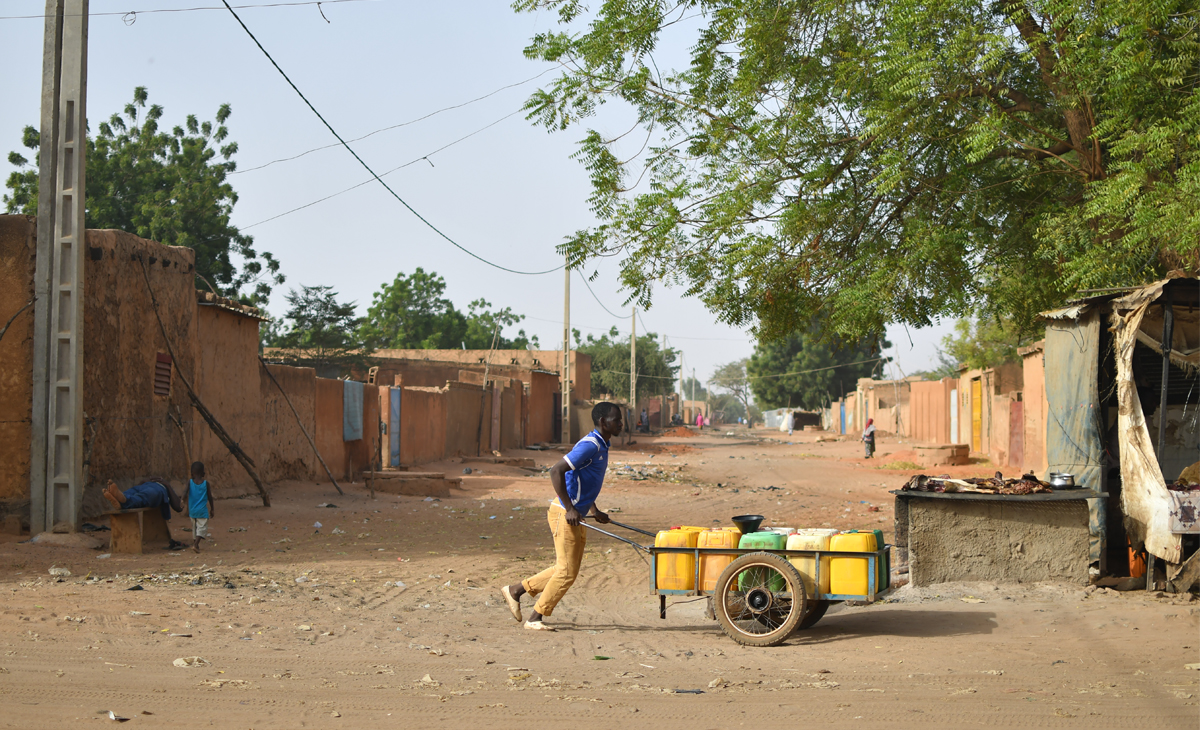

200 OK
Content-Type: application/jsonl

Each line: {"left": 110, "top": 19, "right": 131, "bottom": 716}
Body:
{"left": 31, "top": 0, "right": 88, "bottom": 532}
{"left": 629, "top": 306, "right": 637, "bottom": 415}
{"left": 678, "top": 350, "right": 684, "bottom": 403}
{"left": 561, "top": 263, "right": 570, "bottom": 444}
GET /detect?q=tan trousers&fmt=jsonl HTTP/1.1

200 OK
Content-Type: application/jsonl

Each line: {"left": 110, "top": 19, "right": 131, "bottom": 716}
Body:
{"left": 521, "top": 505, "right": 586, "bottom": 616}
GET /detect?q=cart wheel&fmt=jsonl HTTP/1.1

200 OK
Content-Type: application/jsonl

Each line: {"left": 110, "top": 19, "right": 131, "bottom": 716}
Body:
{"left": 795, "top": 599, "right": 829, "bottom": 630}
{"left": 713, "top": 552, "right": 807, "bottom": 647}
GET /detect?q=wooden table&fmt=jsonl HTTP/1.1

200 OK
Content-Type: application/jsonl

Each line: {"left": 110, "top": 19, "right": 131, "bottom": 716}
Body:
{"left": 105, "top": 508, "right": 173, "bottom": 554}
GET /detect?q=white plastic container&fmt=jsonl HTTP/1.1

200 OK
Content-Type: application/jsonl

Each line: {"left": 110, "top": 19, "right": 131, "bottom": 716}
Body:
{"left": 786, "top": 531, "right": 834, "bottom": 596}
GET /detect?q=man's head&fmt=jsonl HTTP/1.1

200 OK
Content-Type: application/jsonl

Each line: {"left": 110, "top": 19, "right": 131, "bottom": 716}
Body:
{"left": 191, "top": 462, "right": 206, "bottom": 481}
{"left": 592, "top": 402, "right": 623, "bottom": 438}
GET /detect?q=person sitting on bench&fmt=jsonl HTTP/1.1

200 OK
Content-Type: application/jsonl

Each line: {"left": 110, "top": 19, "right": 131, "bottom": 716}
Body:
{"left": 102, "top": 478, "right": 185, "bottom": 548}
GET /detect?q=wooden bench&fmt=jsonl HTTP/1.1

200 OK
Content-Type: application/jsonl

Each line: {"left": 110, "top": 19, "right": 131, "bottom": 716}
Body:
{"left": 104, "top": 508, "right": 173, "bottom": 554}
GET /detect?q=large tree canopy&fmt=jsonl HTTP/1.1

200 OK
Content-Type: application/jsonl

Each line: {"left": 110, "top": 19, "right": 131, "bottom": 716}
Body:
{"left": 575, "top": 327, "right": 679, "bottom": 402}
{"left": 358, "top": 267, "right": 538, "bottom": 351}
{"left": 748, "top": 327, "right": 888, "bottom": 409}
{"left": 4, "top": 87, "right": 282, "bottom": 303}
{"left": 263, "top": 285, "right": 362, "bottom": 372}
{"left": 514, "top": 0, "right": 1200, "bottom": 340}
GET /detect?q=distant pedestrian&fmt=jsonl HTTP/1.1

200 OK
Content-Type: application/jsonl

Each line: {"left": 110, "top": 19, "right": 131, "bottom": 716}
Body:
{"left": 183, "top": 462, "right": 215, "bottom": 553}
{"left": 696, "top": 411, "right": 704, "bottom": 430}
{"left": 640, "top": 408, "right": 649, "bottom": 433}
{"left": 862, "top": 418, "right": 876, "bottom": 458}
{"left": 501, "top": 402, "right": 622, "bottom": 631}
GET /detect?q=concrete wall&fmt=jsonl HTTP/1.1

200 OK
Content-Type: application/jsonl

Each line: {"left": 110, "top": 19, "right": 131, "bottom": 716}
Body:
{"left": 900, "top": 496, "right": 1091, "bottom": 586}
{"left": 991, "top": 394, "right": 1013, "bottom": 468}
{"left": 314, "top": 378, "right": 345, "bottom": 479}
{"left": 527, "top": 370, "right": 557, "bottom": 444}
{"left": 445, "top": 381, "right": 488, "bottom": 457}
{"left": 369, "top": 348, "right": 590, "bottom": 402}
{"left": 856, "top": 378, "right": 912, "bottom": 437}
{"left": 82, "top": 230, "right": 198, "bottom": 518}
{"left": 0, "top": 216, "right": 35, "bottom": 522}
{"left": 261, "top": 364, "right": 319, "bottom": 481}
{"left": 500, "top": 385, "right": 521, "bottom": 451}
{"left": 910, "top": 378, "right": 955, "bottom": 444}
{"left": 192, "top": 303, "right": 265, "bottom": 497}
{"left": 362, "top": 355, "right": 560, "bottom": 444}
{"left": 1021, "top": 343, "right": 1048, "bottom": 476}
{"left": 400, "top": 387, "right": 446, "bottom": 465}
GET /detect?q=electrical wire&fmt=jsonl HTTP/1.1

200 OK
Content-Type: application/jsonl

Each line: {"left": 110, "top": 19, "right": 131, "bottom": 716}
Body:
{"left": 593, "top": 356, "right": 888, "bottom": 381}
{"left": 220, "top": 0, "right": 562, "bottom": 276}
{"left": 1, "top": 0, "right": 378, "bottom": 20}
{"left": 240, "top": 108, "right": 523, "bottom": 230}
{"left": 579, "top": 274, "right": 626, "bottom": 319}
{"left": 232, "top": 66, "right": 559, "bottom": 175}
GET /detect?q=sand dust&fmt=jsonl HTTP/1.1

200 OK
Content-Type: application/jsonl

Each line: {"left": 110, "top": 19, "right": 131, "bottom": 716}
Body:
{"left": 0, "top": 430, "right": 1195, "bottom": 728}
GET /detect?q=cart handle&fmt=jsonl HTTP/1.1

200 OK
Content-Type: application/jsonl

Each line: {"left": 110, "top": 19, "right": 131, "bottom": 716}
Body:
{"left": 606, "top": 519, "right": 658, "bottom": 538}
{"left": 582, "top": 521, "right": 652, "bottom": 552}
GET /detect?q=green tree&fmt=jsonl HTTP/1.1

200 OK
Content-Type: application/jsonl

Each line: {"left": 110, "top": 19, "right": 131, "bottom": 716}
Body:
{"left": 748, "top": 328, "right": 888, "bottom": 409}
{"left": 513, "top": 0, "right": 1200, "bottom": 341}
{"left": 575, "top": 327, "right": 678, "bottom": 402}
{"left": 4, "top": 87, "right": 282, "bottom": 303}
{"left": 463, "top": 299, "right": 540, "bottom": 350}
{"left": 264, "top": 285, "right": 362, "bottom": 371}
{"left": 709, "top": 392, "right": 745, "bottom": 422}
{"left": 940, "top": 316, "right": 1042, "bottom": 371}
{"left": 680, "top": 376, "right": 707, "bottom": 402}
{"left": 710, "top": 358, "right": 754, "bottom": 419}
{"left": 910, "top": 350, "right": 962, "bottom": 381}
{"left": 358, "top": 268, "right": 537, "bottom": 350}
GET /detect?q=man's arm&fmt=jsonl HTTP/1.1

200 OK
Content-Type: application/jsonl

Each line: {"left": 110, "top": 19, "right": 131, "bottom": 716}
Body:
{"left": 589, "top": 504, "right": 610, "bottom": 524}
{"left": 181, "top": 484, "right": 191, "bottom": 517}
{"left": 549, "top": 458, "right": 583, "bottom": 526}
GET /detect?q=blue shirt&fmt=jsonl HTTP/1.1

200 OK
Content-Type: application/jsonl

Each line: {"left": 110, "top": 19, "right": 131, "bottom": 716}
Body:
{"left": 554, "top": 430, "right": 610, "bottom": 514}
{"left": 187, "top": 479, "right": 210, "bottom": 519}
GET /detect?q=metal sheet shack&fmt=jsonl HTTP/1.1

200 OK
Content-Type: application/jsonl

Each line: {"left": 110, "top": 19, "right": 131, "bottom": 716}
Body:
{"left": 1041, "top": 275, "right": 1198, "bottom": 591}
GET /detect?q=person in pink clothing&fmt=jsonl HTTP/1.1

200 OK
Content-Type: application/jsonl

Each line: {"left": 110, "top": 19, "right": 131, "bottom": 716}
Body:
{"left": 696, "top": 411, "right": 703, "bottom": 430}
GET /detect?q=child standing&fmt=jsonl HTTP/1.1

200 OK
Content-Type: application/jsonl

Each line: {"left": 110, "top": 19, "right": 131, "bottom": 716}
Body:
{"left": 183, "top": 462, "right": 215, "bottom": 553}
{"left": 501, "top": 402, "right": 623, "bottom": 631}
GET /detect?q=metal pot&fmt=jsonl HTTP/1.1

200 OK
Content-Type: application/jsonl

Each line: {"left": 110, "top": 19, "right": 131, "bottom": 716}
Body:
{"left": 1049, "top": 472, "right": 1077, "bottom": 489}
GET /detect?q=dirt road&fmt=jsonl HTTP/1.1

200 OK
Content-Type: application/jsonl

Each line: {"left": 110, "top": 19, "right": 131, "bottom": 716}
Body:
{"left": 1, "top": 429, "right": 1196, "bottom": 728}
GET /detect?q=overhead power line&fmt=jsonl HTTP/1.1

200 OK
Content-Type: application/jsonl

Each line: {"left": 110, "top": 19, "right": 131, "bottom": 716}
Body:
{"left": 220, "top": 0, "right": 561, "bottom": 276}
{"left": 594, "top": 357, "right": 888, "bottom": 382}
{"left": 233, "top": 66, "right": 558, "bottom": 175}
{"left": 1, "top": 0, "right": 378, "bottom": 20}
{"left": 241, "top": 108, "right": 524, "bottom": 229}
{"left": 579, "top": 274, "right": 626, "bottom": 319}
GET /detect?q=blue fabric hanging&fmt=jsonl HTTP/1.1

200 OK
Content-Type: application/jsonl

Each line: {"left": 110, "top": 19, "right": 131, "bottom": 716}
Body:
{"left": 343, "top": 379, "right": 364, "bottom": 441}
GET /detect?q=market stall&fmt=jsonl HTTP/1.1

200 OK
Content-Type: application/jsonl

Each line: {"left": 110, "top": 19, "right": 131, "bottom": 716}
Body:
{"left": 893, "top": 473, "right": 1105, "bottom": 586}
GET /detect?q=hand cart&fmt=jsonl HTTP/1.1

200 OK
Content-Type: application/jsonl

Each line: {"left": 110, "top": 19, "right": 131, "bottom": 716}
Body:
{"left": 583, "top": 519, "right": 894, "bottom": 647}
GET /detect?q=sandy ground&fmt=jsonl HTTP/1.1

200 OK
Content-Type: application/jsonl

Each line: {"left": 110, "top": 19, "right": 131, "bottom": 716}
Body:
{"left": 1, "top": 428, "right": 1197, "bottom": 728}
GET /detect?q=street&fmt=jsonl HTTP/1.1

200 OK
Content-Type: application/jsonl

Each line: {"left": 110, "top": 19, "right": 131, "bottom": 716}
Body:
{"left": 0, "top": 429, "right": 1195, "bottom": 728}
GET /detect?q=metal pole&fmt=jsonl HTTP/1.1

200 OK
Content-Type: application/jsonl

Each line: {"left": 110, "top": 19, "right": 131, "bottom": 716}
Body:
{"left": 30, "top": 0, "right": 65, "bottom": 534}
{"left": 41, "top": 0, "right": 88, "bottom": 531}
{"left": 561, "top": 262, "right": 570, "bottom": 444}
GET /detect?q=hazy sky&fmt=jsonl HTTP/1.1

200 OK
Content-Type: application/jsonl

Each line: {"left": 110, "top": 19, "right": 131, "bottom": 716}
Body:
{"left": 1, "top": 0, "right": 952, "bottom": 390}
